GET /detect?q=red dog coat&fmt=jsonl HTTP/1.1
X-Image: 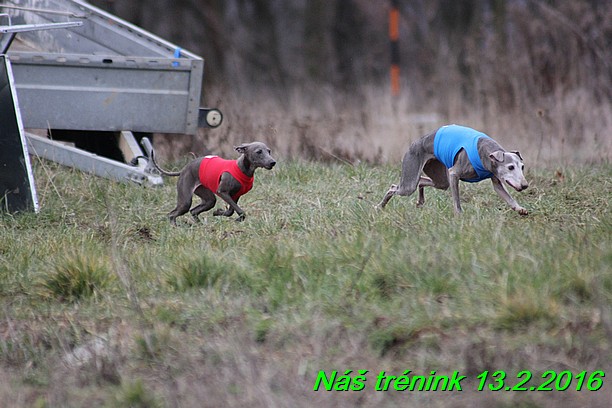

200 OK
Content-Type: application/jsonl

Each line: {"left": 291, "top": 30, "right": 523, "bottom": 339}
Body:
{"left": 198, "top": 155, "right": 254, "bottom": 201}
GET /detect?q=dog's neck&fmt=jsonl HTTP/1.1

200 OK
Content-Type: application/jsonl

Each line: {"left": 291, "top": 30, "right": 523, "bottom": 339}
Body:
{"left": 478, "top": 137, "right": 505, "bottom": 173}
{"left": 236, "top": 155, "right": 255, "bottom": 177}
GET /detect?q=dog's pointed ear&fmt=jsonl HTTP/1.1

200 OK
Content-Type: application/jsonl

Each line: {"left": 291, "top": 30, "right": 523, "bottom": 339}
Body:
{"left": 234, "top": 143, "right": 249, "bottom": 154}
{"left": 510, "top": 150, "right": 524, "bottom": 161}
{"left": 489, "top": 151, "right": 505, "bottom": 163}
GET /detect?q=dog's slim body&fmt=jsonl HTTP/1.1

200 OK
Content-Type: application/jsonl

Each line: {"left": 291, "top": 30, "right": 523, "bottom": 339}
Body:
{"left": 151, "top": 142, "right": 276, "bottom": 224}
{"left": 378, "top": 125, "right": 529, "bottom": 215}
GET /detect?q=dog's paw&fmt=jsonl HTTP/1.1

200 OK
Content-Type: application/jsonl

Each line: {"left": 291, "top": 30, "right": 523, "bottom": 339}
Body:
{"left": 236, "top": 214, "right": 246, "bottom": 222}
{"left": 515, "top": 207, "right": 529, "bottom": 216}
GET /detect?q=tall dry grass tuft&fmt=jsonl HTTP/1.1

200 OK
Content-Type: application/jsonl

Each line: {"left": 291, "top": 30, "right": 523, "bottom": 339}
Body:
{"left": 40, "top": 252, "right": 114, "bottom": 303}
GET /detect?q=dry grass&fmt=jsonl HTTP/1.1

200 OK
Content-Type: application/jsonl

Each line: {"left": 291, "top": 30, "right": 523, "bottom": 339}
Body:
{"left": 154, "top": 84, "right": 612, "bottom": 167}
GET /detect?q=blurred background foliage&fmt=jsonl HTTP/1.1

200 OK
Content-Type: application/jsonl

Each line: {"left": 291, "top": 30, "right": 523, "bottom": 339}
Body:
{"left": 90, "top": 0, "right": 611, "bottom": 162}
{"left": 91, "top": 0, "right": 609, "bottom": 99}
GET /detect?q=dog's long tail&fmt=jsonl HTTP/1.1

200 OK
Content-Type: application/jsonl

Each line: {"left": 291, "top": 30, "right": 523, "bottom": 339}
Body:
{"left": 150, "top": 148, "right": 181, "bottom": 177}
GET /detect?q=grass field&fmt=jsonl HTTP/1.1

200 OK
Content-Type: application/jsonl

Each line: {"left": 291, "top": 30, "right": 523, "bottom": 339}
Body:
{"left": 1, "top": 158, "right": 610, "bottom": 407}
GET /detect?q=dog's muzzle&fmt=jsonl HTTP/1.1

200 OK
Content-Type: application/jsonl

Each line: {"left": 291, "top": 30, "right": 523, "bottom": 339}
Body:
{"left": 507, "top": 179, "right": 528, "bottom": 192}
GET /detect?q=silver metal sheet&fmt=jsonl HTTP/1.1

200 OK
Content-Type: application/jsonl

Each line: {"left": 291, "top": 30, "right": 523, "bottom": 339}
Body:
{"left": 3, "top": 0, "right": 204, "bottom": 135}
{"left": 11, "top": 59, "right": 197, "bottom": 133}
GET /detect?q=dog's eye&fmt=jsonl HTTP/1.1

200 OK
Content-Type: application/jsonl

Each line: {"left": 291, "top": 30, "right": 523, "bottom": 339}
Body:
{"left": 508, "top": 165, "right": 515, "bottom": 171}
{"left": 256, "top": 149, "right": 263, "bottom": 154}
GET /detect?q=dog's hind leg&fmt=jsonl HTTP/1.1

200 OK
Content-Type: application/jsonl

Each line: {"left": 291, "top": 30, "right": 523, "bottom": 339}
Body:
{"left": 167, "top": 174, "right": 199, "bottom": 225}
{"left": 190, "top": 186, "right": 217, "bottom": 221}
{"left": 168, "top": 199, "right": 192, "bottom": 225}
{"left": 378, "top": 145, "right": 426, "bottom": 208}
{"left": 396, "top": 145, "right": 426, "bottom": 196}
{"left": 378, "top": 134, "right": 437, "bottom": 209}
{"left": 418, "top": 159, "right": 450, "bottom": 207}
{"left": 417, "top": 177, "right": 434, "bottom": 207}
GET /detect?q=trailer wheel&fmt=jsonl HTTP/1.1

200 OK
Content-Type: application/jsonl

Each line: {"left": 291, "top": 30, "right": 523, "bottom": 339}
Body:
{"left": 198, "top": 108, "right": 223, "bottom": 128}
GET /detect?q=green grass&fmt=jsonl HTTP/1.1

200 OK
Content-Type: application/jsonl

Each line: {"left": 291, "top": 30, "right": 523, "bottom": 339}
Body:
{"left": 0, "top": 160, "right": 610, "bottom": 407}
{"left": 39, "top": 250, "right": 115, "bottom": 303}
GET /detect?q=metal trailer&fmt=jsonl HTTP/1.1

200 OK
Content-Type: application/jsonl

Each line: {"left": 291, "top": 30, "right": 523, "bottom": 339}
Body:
{"left": 0, "top": 0, "right": 222, "bottom": 186}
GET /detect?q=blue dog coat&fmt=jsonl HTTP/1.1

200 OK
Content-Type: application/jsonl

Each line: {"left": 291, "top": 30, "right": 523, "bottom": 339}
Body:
{"left": 433, "top": 125, "right": 493, "bottom": 182}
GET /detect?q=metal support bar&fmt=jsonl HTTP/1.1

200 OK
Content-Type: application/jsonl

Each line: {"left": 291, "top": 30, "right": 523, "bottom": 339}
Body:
{"left": 26, "top": 132, "right": 163, "bottom": 186}
{"left": 140, "top": 137, "right": 154, "bottom": 157}
{"left": 0, "top": 12, "right": 83, "bottom": 54}
{"left": 118, "top": 131, "right": 145, "bottom": 165}
{"left": 139, "top": 137, "right": 160, "bottom": 176}
{"left": 0, "top": 32, "right": 16, "bottom": 54}
{"left": 0, "top": 4, "right": 87, "bottom": 19}
{"left": 118, "top": 131, "right": 162, "bottom": 182}
{"left": 0, "top": 13, "right": 16, "bottom": 53}
{"left": 0, "top": 20, "right": 83, "bottom": 34}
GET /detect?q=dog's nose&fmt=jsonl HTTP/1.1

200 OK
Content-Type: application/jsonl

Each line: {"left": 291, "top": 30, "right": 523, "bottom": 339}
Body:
{"left": 270, "top": 161, "right": 276, "bottom": 168}
{"left": 521, "top": 182, "right": 529, "bottom": 190}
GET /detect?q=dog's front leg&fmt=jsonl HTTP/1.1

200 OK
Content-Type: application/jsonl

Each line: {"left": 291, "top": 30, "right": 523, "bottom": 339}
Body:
{"left": 213, "top": 206, "right": 235, "bottom": 217}
{"left": 448, "top": 168, "right": 462, "bottom": 214}
{"left": 216, "top": 193, "right": 245, "bottom": 221}
{"left": 214, "top": 173, "right": 246, "bottom": 221}
{"left": 491, "top": 177, "right": 528, "bottom": 215}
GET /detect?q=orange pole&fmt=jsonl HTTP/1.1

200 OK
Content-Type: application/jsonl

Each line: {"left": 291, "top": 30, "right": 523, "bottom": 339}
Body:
{"left": 390, "top": 65, "right": 400, "bottom": 96}
{"left": 389, "top": 1, "right": 400, "bottom": 96}
{"left": 389, "top": 8, "right": 399, "bottom": 41}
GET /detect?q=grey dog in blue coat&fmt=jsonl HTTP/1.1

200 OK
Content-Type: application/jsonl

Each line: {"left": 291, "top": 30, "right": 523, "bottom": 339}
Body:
{"left": 377, "top": 125, "right": 529, "bottom": 215}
